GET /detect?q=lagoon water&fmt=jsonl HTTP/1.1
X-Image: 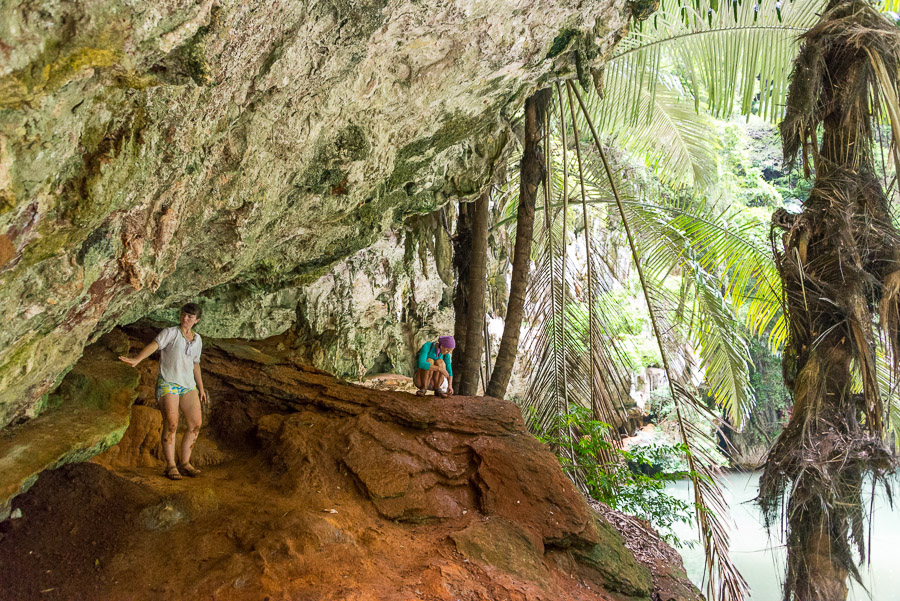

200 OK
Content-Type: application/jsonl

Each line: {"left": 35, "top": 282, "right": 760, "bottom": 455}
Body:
{"left": 667, "top": 472, "right": 900, "bottom": 601}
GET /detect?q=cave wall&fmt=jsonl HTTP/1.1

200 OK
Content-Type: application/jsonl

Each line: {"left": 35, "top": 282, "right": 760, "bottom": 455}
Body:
{"left": 291, "top": 226, "right": 456, "bottom": 379}
{"left": 184, "top": 225, "right": 457, "bottom": 380}
{"left": 0, "top": 0, "right": 631, "bottom": 427}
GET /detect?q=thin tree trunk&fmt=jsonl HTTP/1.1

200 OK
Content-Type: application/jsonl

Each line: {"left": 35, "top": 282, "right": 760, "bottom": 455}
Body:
{"left": 486, "top": 88, "right": 552, "bottom": 399}
{"left": 453, "top": 201, "right": 472, "bottom": 389}
{"left": 459, "top": 191, "right": 490, "bottom": 396}
{"left": 483, "top": 315, "right": 492, "bottom": 382}
{"left": 554, "top": 81, "right": 570, "bottom": 421}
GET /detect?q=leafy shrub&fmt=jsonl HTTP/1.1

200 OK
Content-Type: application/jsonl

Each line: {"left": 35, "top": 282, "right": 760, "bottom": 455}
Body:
{"left": 535, "top": 407, "right": 694, "bottom": 546}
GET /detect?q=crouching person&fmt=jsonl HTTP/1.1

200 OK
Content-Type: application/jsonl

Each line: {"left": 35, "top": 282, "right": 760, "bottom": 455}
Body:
{"left": 414, "top": 335, "right": 455, "bottom": 397}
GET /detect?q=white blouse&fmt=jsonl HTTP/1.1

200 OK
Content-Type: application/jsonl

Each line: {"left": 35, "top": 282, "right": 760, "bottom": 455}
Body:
{"left": 154, "top": 326, "right": 202, "bottom": 388}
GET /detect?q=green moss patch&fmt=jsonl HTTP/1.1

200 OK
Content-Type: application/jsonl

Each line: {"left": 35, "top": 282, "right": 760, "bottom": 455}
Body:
{"left": 546, "top": 28, "right": 579, "bottom": 59}
{"left": 572, "top": 518, "right": 653, "bottom": 598}
{"left": 295, "top": 124, "right": 372, "bottom": 194}
{"left": 0, "top": 339, "right": 139, "bottom": 520}
{"left": 0, "top": 18, "right": 128, "bottom": 109}
{"left": 384, "top": 112, "right": 495, "bottom": 214}
{"left": 451, "top": 518, "right": 550, "bottom": 585}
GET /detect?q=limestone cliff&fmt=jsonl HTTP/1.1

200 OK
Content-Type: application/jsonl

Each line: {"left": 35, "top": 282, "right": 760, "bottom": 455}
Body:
{"left": 0, "top": 5, "right": 710, "bottom": 596}
{"left": 0, "top": 0, "right": 630, "bottom": 428}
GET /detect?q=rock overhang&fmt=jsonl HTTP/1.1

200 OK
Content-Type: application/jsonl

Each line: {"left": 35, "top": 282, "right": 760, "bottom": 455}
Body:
{"left": 0, "top": 0, "right": 632, "bottom": 427}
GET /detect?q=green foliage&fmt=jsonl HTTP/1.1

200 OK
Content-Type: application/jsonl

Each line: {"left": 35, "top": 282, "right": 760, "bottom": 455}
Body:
{"left": 580, "top": 290, "right": 663, "bottom": 370}
{"left": 624, "top": 334, "right": 664, "bottom": 369}
{"left": 649, "top": 389, "right": 732, "bottom": 469}
{"left": 741, "top": 337, "right": 790, "bottom": 448}
{"left": 535, "top": 407, "right": 693, "bottom": 546}
{"left": 613, "top": 0, "right": 822, "bottom": 122}
{"left": 748, "top": 338, "right": 789, "bottom": 411}
{"left": 736, "top": 118, "right": 814, "bottom": 209}
{"left": 716, "top": 123, "right": 782, "bottom": 208}
{"left": 578, "top": 0, "right": 825, "bottom": 191}
{"left": 582, "top": 63, "right": 722, "bottom": 189}
{"left": 603, "top": 190, "right": 777, "bottom": 425}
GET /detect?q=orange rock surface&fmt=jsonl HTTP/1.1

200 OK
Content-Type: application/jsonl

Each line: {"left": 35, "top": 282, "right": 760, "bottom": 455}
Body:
{"left": 0, "top": 327, "right": 700, "bottom": 601}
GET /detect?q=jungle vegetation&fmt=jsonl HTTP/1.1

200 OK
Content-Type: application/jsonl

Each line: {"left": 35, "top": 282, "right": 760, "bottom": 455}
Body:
{"left": 450, "top": 1, "right": 900, "bottom": 600}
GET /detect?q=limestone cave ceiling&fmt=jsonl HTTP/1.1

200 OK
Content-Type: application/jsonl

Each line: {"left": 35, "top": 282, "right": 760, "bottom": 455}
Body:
{"left": 0, "top": 0, "right": 631, "bottom": 426}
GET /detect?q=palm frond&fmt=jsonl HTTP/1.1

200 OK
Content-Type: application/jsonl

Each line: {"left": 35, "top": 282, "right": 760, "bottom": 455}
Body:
{"left": 868, "top": 46, "right": 900, "bottom": 181}
{"left": 510, "top": 140, "right": 783, "bottom": 427}
{"left": 611, "top": 0, "right": 823, "bottom": 121}
{"left": 692, "top": 272, "right": 755, "bottom": 426}
{"left": 671, "top": 381, "right": 749, "bottom": 601}
{"left": 584, "top": 64, "right": 721, "bottom": 188}
{"left": 521, "top": 102, "right": 634, "bottom": 438}
{"left": 569, "top": 80, "right": 748, "bottom": 601}
{"left": 520, "top": 220, "right": 633, "bottom": 438}
{"left": 634, "top": 195, "right": 780, "bottom": 327}
{"left": 570, "top": 151, "right": 781, "bottom": 425}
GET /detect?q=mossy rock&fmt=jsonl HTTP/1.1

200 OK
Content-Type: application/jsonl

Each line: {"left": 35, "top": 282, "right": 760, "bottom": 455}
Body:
{"left": 451, "top": 518, "right": 550, "bottom": 586}
{"left": 296, "top": 124, "right": 373, "bottom": 194}
{"left": 629, "top": 0, "right": 660, "bottom": 21}
{"left": 572, "top": 517, "right": 653, "bottom": 598}
{"left": 0, "top": 341, "right": 139, "bottom": 519}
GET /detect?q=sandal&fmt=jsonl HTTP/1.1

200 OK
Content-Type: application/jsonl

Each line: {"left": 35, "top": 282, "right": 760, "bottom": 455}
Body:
{"left": 164, "top": 466, "right": 182, "bottom": 481}
{"left": 178, "top": 463, "right": 201, "bottom": 477}
{"left": 415, "top": 389, "right": 426, "bottom": 397}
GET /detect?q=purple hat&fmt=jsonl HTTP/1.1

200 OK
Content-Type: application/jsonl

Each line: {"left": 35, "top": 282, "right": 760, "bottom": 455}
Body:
{"left": 438, "top": 335, "right": 456, "bottom": 350}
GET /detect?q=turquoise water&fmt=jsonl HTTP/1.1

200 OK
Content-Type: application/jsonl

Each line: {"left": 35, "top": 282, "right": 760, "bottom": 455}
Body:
{"left": 666, "top": 472, "right": 900, "bottom": 601}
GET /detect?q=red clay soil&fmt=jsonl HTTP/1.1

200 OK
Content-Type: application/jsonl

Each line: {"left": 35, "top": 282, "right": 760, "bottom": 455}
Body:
{"left": 0, "top": 462, "right": 156, "bottom": 600}
{"left": 0, "top": 327, "right": 701, "bottom": 601}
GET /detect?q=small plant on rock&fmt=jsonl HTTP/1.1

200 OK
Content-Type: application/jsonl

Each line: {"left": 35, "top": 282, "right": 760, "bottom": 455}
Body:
{"left": 536, "top": 407, "right": 693, "bottom": 546}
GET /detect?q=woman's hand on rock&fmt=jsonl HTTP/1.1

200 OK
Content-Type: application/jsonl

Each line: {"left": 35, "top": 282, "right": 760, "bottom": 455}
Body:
{"left": 118, "top": 356, "right": 139, "bottom": 367}
{"left": 199, "top": 389, "right": 209, "bottom": 405}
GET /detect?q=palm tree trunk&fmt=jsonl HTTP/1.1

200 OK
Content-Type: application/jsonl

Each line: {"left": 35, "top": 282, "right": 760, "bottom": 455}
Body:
{"left": 487, "top": 88, "right": 552, "bottom": 399}
{"left": 758, "top": 4, "right": 900, "bottom": 600}
{"left": 458, "top": 191, "right": 490, "bottom": 395}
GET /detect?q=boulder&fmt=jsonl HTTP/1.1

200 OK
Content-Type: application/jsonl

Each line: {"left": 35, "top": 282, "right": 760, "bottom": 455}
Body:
{"left": 0, "top": 344, "right": 138, "bottom": 519}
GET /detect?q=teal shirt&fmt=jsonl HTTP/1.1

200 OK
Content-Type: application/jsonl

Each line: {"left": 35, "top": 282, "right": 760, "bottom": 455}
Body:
{"left": 417, "top": 342, "right": 453, "bottom": 377}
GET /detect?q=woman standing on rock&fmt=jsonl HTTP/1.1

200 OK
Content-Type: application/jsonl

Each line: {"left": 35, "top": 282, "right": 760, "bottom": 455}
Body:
{"left": 414, "top": 336, "right": 455, "bottom": 397}
{"left": 119, "top": 303, "right": 208, "bottom": 480}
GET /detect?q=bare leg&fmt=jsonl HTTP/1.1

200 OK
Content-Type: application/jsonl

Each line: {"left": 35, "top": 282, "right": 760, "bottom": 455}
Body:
{"left": 179, "top": 389, "right": 202, "bottom": 469}
{"left": 159, "top": 393, "right": 180, "bottom": 468}
{"left": 433, "top": 360, "right": 447, "bottom": 396}
{"left": 414, "top": 369, "right": 428, "bottom": 394}
{"left": 415, "top": 368, "right": 441, "bottom": 395}
{"left": 415, "top": 362, "right": 448, "bottom": 395}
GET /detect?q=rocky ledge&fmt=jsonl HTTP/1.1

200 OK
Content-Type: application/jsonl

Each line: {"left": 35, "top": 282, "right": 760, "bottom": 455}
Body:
{"left": 0, "top": 327, "right": 700, "bottom": 601}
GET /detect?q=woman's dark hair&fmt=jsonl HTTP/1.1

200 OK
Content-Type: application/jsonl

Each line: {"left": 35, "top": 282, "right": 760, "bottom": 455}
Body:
{"left": 181, "top": 302, "right": 202, "bottom": 320}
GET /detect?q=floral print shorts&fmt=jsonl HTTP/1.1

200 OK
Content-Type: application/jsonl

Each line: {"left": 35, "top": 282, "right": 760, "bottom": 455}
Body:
{"left": 155, "top": 377, "right": 196, "bottom": 400}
